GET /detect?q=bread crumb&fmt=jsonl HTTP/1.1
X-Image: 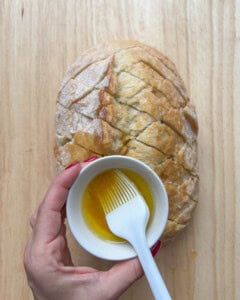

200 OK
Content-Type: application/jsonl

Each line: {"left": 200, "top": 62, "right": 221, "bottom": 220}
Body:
{"left": 190, "top": 249, "right": 198, "bottom": 259}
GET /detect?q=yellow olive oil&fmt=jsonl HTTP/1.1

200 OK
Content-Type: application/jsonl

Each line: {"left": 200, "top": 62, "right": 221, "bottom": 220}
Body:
{"left": 81, "top": 169, "right": 154, "bottom": 243}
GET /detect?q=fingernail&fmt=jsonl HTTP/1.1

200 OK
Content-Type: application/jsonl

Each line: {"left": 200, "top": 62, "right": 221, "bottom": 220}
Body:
{"left": 65, "top": 161, "right": 80, "bottom": 170}
{"left": 61, "top": 203, "right": 66, "bottom": 220}
{"left": 83, "top": 156, "right": 98, "bottom": 162}
{"left": 151, "top": 240, "right": 161, "bottom": 257}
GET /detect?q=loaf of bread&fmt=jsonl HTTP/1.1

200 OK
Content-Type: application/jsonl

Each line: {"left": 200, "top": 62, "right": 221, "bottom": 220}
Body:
{"left": 55, "top": 41, "right": 199, "bottom": 242}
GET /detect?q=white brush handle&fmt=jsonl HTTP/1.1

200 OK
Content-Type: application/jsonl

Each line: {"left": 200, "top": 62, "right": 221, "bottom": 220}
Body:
{"left": 128, "top": 230, "right": 171, "bottom": 300}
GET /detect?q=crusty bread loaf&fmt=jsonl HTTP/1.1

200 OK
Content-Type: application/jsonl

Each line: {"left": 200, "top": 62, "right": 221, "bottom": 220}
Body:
{"left": 55, "top": 41, "right": 199, "bottom": 242}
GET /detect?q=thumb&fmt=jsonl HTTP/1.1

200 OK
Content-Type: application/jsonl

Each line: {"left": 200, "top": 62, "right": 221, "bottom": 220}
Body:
{"left": 101, "top": 258, "right": 143, "bottom": 299}
{"left": 100, "top": 241, "right": 161, "bottom": 298}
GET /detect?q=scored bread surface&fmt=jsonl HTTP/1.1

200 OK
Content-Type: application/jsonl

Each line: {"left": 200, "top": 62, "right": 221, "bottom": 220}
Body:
{"left": 55, "top": 40, "right": 199, "bottom": 242}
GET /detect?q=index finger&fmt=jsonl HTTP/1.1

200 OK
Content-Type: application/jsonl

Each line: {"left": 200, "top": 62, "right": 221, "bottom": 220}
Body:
{"left": 33, "top": 162, "right": 82, "bottom": 244}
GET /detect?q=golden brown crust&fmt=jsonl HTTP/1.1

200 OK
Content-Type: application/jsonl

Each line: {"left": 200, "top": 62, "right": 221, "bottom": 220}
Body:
{"left": 55, "top": 40, "right": 199, "bottom": 242}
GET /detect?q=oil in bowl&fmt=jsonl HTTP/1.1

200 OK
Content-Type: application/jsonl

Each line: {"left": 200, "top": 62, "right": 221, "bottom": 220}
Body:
{"left": 82, "top": 168, "right": 154, "bottom": 243}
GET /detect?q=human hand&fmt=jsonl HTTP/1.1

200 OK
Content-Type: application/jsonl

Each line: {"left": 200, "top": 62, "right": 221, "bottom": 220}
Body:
{"left": 24, "top": 160, "right": 148, "bottom": 300}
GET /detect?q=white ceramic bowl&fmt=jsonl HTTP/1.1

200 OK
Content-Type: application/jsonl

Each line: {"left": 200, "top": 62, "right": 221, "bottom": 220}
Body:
{"left": 67, "top": 155, "right": 169, "bottom": 261}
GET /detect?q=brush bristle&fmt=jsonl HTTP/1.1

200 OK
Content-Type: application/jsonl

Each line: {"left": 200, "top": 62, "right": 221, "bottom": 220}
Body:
{"left": 88, "top": 169, "right": 138, "bottom": 215}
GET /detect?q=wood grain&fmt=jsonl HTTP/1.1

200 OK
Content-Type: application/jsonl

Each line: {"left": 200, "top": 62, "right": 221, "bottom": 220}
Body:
{"left": 0, "top": 1, "right": 239, "bottom": 299}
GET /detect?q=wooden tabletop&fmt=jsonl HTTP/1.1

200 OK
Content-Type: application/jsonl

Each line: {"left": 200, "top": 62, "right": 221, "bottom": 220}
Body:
{"left": 1, "top": 1, "right": 239, "bottom": 299}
